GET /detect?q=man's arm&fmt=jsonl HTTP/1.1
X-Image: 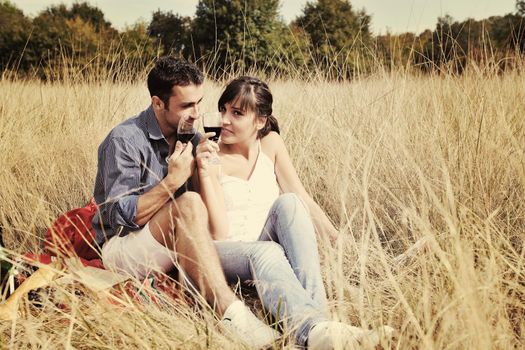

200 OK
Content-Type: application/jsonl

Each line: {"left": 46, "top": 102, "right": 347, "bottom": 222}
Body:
{"left": 134, "top": 141, "right": 194, "bottom": 226}
{"left": 98, "top": 138, "right": 193, "bottom": 231}
{"left": 97, "top": 137, "right": 141, "bottom": 232}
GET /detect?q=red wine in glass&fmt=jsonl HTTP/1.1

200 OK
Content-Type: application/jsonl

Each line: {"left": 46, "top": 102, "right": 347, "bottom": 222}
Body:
{"left": 202, "top": 112, "right": 222, "bottom": 142}
{"left": 177, "top": 116, "right": 199, "bottom": 144}
{"left": 178, "top": 132, "right": 195, "bottom": 144}
{"left": 203, "top": 126, "right": 221, "bottom": 141}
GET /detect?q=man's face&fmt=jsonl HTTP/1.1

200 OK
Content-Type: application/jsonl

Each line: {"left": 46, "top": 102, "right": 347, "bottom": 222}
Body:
{"left": 156, "top": 83, "right": 204, "bottom": 135}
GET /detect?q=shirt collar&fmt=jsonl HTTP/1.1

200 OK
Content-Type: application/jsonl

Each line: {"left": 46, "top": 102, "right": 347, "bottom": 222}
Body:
{"left": 143, "top": 105, "right": 164, "bottom": 141}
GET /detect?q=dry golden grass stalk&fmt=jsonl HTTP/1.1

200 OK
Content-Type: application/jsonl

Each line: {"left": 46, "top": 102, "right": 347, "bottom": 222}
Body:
{"left": 0, "top": 62, "right": 524, "bottom": 349}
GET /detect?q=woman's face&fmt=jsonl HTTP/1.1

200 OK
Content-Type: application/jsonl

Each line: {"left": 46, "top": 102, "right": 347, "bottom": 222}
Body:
{"left": 219, "top": 99, "right": 265, "bottom": 145}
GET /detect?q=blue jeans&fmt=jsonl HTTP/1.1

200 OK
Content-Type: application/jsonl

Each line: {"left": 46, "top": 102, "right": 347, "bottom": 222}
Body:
{"left": 215, "top": 193, "right": 328, "bottom": 346}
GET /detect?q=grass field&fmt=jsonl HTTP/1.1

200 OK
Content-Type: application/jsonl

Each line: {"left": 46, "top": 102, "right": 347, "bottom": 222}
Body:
{"left": 0, "top": 64, "right": 524, "bottom": 349}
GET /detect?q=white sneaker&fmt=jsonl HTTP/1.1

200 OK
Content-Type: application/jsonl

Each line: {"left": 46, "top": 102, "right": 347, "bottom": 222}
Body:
{"left": 219, "top": 300, "right": 280, "bottom": 349}
{"left": 308, "top": 321, "right": 395, "bottom": 350}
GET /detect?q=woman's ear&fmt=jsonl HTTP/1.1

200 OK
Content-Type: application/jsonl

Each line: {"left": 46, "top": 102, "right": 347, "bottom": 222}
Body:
{"left": 256, "top": 116, "right": 267, "bottom": 130}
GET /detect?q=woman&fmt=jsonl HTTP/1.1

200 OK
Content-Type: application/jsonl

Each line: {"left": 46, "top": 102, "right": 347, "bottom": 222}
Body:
{"left": 196, "top": 76, "right": 393, "bottom": 349}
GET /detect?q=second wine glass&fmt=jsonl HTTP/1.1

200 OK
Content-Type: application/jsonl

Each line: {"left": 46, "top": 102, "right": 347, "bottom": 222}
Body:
{"left": 177, "top": 115, "right": 199, "bottom": 144}
{"left": 202, "top": 111, "right": 222, "bottom": 142}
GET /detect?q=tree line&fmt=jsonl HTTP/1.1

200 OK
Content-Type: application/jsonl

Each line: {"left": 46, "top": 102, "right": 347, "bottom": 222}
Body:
{"left": 1, "top": 0, "right": 524, "bottom": 80}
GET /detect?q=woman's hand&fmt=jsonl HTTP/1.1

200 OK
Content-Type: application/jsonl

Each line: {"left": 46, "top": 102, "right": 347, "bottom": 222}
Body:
{"left": 196, "top": 133, "right": 222, "bottom": 179}
{"left": 196, "top": 150, "right": 222, "bottom": 179}
{"left": 319, "top": 219, "right": 339, "bottom": 244}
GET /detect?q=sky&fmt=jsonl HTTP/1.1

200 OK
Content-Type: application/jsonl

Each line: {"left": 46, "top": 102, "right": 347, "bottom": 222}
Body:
{"left": 12, "top": 0, "right": 518, "bottom": 35}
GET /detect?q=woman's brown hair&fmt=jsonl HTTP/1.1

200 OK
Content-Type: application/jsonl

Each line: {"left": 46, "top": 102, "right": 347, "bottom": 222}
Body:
{"left": 218, "top": 76, "right": 280, "bottom": 138}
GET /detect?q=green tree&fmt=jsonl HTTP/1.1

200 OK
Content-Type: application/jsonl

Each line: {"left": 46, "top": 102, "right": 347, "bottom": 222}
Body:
{"left": 420, "top": 13, "right": 525, "bottom": 72}
{"left": 68, "top": 2, "right": 114, "bottom": 32}
{"left": 293, "top": 0, "right": 372, "bottom": 75}
{"left": 489, "top": 14, "right": 525, "bottom": 54}
{"left": 517, "top": 0, "right": 525, "bottom": 16}
{"left": 147, "top": 10, "right": 191, "bottom": 56}
{"left": 0, "top": 2, "right": 32, "bottom": 72}
{"left": 420, "top": 15, "right": 475, "bottom": 72}
{"left": 25, "top": 3, "right": 121, "bottom": 79}
{"left": 191, "top": 0, "right": 301, "bottom": 76}
{"left": 30, "top": 6, "right": 86, "bottom": 71}
{"left": 112, "top": 21, "right": 158, "bottom": 81}
{"left": 27, "top": 5, "right": 71, "bottom": 70}
{"left": 375, "top": 32, "right": 421, "bottom": 69}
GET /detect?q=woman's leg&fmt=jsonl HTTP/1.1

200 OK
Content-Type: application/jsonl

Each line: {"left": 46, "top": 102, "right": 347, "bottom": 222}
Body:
{"left": 259, "top": 193, "right": 328, "bottom": 310}
{"left": 215, "top": 240, "right": 328, "bottom": 347}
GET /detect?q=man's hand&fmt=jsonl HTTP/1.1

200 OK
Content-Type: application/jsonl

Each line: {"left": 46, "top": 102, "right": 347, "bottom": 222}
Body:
{"left": 196, "top": 132, "right": 221, "bottom": 179}
{"left": 165, "top": 141, "right": 194, "bottom": 191}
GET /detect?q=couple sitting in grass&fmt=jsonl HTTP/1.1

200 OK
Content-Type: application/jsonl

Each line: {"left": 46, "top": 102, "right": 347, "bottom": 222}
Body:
{"left": 93, "top": 56, "right": 393, "bottom": 349}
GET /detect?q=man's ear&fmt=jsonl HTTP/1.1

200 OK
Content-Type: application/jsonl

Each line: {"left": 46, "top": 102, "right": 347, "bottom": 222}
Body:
{"left": 151, "top": 96, "right": 164, "bottom": 111}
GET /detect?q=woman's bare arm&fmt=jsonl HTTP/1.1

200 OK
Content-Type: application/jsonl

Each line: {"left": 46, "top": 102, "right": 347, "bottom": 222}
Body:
{"left": 195, "top": 140, "right": 229, "bottom": 240}
{"left": 265, "top": 132, "right": 339, "bottom": 242}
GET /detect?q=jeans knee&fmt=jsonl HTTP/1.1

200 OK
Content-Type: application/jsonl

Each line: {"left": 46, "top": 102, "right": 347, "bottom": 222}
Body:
{"left": 262, "top": 241, "right": 285, "bottom": 255}
{"left": 272, "top": 193, "right": 310, "bottom": 220}
{"left": 253, "top": 242, "right": 287, "bottom": 267}
{"left": 278, "top": 192, "right": 299, "bottom": 204}
{"left": 250, "top": 242, "right": 293, "bottom": 285}
{"left": 275, "top": 193, "right": 301, "bottom": 211}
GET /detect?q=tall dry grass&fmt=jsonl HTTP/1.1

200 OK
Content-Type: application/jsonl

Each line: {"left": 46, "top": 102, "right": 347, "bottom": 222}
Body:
{"left": 0, "top": 62, "right": 524, "bottom": 349}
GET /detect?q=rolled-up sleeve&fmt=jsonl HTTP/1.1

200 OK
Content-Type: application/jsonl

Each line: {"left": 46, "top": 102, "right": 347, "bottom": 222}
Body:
{"left": 98, "top": 137, "right": 142, "bottom": 232}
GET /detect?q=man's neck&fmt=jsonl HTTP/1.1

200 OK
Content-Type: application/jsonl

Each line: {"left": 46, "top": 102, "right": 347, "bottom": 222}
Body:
{"left": 153, "top": 106, "right": 176, "bottom": 141}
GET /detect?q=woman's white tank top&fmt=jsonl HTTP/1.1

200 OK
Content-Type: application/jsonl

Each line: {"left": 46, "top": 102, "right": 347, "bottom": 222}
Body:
{"left": 219, "top": 141, "right": 280, "bottom": 241}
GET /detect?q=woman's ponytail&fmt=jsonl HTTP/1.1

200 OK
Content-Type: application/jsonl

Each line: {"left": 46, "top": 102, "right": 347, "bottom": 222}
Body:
{"left": 258, "top": 115, "right": 280, "bottom": 138}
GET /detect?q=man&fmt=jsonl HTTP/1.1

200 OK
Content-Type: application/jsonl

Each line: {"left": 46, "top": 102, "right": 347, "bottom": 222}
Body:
{"left": 92, "top": 57, "right": 279, "bottom": 348}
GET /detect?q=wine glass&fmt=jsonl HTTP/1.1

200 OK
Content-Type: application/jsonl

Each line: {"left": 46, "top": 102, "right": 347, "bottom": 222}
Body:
{"left": 177, "top": 115, "right": 199, "bottom": 144}
{"left": 202, "top": 111, "right": 223, "bottom": 142}
{"left": 201, "top": 111, "right": 223, "bottom": 165}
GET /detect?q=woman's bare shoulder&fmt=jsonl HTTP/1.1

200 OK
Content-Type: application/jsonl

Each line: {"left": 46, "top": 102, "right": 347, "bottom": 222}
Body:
{"left": 260, "top": 132, "right": 283, "bottom": 161}
{"left": 261, "top": 131, "right": 283, "bottom": 144}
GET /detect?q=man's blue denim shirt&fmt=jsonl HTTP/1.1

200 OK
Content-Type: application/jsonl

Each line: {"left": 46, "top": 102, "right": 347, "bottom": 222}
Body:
{"left": 92, "top": 105, "right": 201, "bottom": 246}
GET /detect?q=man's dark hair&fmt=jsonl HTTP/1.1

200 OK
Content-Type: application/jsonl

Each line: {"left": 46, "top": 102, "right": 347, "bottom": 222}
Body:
{"left": 147, "top": 57, "right": 204, "bottom": 109}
